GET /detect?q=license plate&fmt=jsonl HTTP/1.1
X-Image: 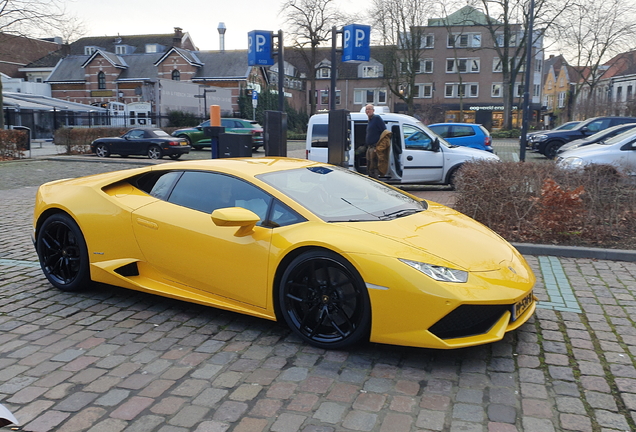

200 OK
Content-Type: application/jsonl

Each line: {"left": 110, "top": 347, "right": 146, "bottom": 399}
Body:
{"left": 512, "top": 291, "right": 533, "bottom": 321}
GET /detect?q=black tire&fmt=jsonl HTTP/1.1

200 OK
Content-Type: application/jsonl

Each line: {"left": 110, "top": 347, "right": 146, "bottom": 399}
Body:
{"left": 544, "top": 141, "right": 562, "bottom": 160}
{"left": 278, "top": 250, "right": 370, "bottom": 349}
{"left": 148, "top": 145, "right": 163, "bottom": 159}
{"left": 36, "top": 213, "right": 91, "bottom": 292}
{"left": 178, "top": 135, "right": 192, "bottom": 146}
{"left": 95, "top": 143, "right": 110, "bottom": 158}
{"left": 447, "top": 165, "right": 462, "bottom": 190}
{"left": 168, "top": 153, "right": 182, "bottom": 160}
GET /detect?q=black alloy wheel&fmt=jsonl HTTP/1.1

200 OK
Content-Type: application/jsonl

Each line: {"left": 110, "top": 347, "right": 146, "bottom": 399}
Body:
{"left": 544, "top": 141, "right": 562, "bottom": 160}
{"left": 36, "top": 213, "right": 90, "bottom": 292}
{"left": 279, "top": 250, "right": 370, "bottom": 349}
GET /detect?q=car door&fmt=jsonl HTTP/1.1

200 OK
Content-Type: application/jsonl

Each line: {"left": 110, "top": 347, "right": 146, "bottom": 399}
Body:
{"left": 118, "top": 129, "right": 146, "bottom": 155}
{"left": 399, "top": 123, "right": 444, "bottom": 183}
{"left": 131, "top": 171, "right": 273, "bottom": 308}
{"left": 449, "top": 125, "right": 479, "bottom": 149}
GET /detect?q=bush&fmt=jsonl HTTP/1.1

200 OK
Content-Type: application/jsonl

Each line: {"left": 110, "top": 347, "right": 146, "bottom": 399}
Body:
{"left": 454, "top": 161, "right": 636, "bottom": 248}
{"left": 167, "top": 110, "right": 199, "bottom": 127}
{"left": 491, "top": 129, "right": 521, "bottom": 138}
{"left": 54, "top": 127, "right": 128, "bottom": 155}
{"left": 0, "top": 130, "right": 28, "bottom": 160}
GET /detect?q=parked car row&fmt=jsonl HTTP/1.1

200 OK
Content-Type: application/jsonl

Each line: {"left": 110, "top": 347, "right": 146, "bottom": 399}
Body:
{"left": 557, "top": 126, "right": 636, "bottom": 174}
{"left": 529, "top": 116, "right": 636, "bottom": 159}
{"left": 172, "top": 118, "right": 264, "bottom": 151}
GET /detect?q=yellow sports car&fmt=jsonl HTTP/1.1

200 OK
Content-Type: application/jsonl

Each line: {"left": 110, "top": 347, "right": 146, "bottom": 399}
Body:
{"left": 33, "top": 158, "right": 535, "bottom": 350}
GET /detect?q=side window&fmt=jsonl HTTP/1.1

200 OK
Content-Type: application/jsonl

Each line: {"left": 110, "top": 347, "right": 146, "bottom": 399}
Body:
{"left": 268, "top": 200, "right": 306, "bottom": 227}
{"left": 453, "top": 126, "right": 475, "bottom": 137}
{"left": 430, "top": 125, "right": 450, "bottom": 138}
{"left": 168, "top": 172, "right": 272, "bottom": 225}
{"left": 310, "top": 123, "right": 329, "bottom": 148}
{"left": 149, "top": 171, "right": 182, "bottom": 199}
{"left": 586, "top": 119, "right": 609, "bottom": 133}
{"left": 403, "top": 124, "right": 433, "bottom": 150}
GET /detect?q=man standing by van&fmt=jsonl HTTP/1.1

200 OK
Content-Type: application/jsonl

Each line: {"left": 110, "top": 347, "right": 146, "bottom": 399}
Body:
{"left": 365, "top": 104, "right": 387, "bottom": 178}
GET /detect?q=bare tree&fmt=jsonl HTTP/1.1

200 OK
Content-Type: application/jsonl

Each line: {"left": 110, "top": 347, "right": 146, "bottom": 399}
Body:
{"left": 0, "top": 0, "right": 68, "bottom": 128}
{"left": 475, "top": 0, "right": 573, "bottom": 129}
{"left": 368, "top": 0, "right": 435, "bottom": 115}
{"left": 554, "top": 0, "right": 636, "bottom": 118}
{"left": 280, "top": 0, "right": 345, "bottom": 116}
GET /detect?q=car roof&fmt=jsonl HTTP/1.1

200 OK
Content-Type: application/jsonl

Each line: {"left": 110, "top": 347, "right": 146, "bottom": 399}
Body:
{"left": 150, "top": 157, "right": 327, "bottom": 178}
{"left": 428, "top": 123, "right": 483, "bottom": 127}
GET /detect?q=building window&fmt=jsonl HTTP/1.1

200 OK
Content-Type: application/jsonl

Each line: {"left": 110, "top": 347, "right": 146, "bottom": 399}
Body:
{"left": 421, "top": 34, "right": 434, "bottom": 48}
{"left": 493, "top": 58, "right": 502, "bottom": 72}
{"left": 415, "top": 84, "right": 433, "bottom": 98}
{"left": 616, "top": 87, "right": 623, "bottom": 102}
{"left": 354, "top": 88, "right": 387, "bottom": 105}
{"left": 115, "top": 45, "right": 127, "bottom": 55}
{"left": 421, "top": 59, "right": 433, "bottom": 73}
{"left": 628, "top": 85, "right": 633, "bottom": 100}
{"left": 146, "top": 44, "right": 158, "bottom": 53}
{"left": 533, "top": 84, "right": 541, "bottom": 97}
{"left": 84, "top": 46, "right": 97, "bottom": 55}
{"left": 447, "top": 58, "right": 480, "bottom": 73}
{"left": 317, "top": 67, "right": 330, "bottom": 79}
{"left": 98, "top": 71, "right": 106, "bottom": 90}
{"left": 492, "top": 84, "right": 502, "bottom": 97}
{"left": 558, "top": 91, "right": 566, "bottom": 108}
{"left": 172, "top": 70, "right": 181, "bottom": 81}
{"left": 535, "top": 59, "right": 542, "bottom": 72}
{"left": 495, "top": 32, "right": 518, "bottom": 47}
{"left": 362, "top": 65, "right": 380, "bottom": 78}
{"left": 320, "top": 89, "right": 329, "bottom": 105}
{"left": 447, "top": 33, "right": 481, "bottom": 48}
{"left": 444, "top": 83, "right": 478, "bottom": 98}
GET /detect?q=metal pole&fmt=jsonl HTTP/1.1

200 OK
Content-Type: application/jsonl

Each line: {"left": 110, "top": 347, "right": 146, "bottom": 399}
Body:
{"left": 277, "top": 30, "right": 285, "bottom": 112}
{"left": 330, "top": 26, "right": 337, "bottom": 111}
{"left": 519, "top": 0, "right": 535, "bottom": 162}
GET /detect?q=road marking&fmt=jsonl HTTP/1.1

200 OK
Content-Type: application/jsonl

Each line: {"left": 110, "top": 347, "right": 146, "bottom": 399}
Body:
{"left": 536, "top": 256, "right": 582, "bottom": 313}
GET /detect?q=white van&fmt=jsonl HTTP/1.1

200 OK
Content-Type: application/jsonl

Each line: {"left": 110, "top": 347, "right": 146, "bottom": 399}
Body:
{"left": 306, "top": 111, "right": 499, "bottom": 185}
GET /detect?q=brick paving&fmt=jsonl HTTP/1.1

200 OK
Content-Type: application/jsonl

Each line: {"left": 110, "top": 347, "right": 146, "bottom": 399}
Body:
{"left": 1, "top": 154, "right": 635, "bottom": 432}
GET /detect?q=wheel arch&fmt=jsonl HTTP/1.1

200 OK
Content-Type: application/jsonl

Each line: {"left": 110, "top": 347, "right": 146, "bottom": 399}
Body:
{"left": 445, "top": 163, "right": 464, "bottom": 187}
{"left": 35, "top": 208, "right": 75, "bottom": 240}
{"left": 271, "top": 245, "right": 368, "bottom": 323}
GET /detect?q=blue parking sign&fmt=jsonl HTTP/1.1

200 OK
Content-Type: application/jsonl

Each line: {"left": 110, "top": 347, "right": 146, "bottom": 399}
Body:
{"left": 248, "top": 31, "right": 274, "bottom": 66}
{"left": 342, "top": 24, "right": 370, "bottom": 62}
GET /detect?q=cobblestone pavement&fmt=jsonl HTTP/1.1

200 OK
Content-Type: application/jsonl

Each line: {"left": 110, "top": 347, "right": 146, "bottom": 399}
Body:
{"left": 1, "top": 158, "right": 635, "bottom": 432}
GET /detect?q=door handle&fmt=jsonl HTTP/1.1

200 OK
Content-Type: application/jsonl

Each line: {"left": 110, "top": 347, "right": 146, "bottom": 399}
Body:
{"left": 407, "top": 155, "right": 413, "bottom": 161}
{"left": 136, "top": 218, "right": 158, "bottom": 230}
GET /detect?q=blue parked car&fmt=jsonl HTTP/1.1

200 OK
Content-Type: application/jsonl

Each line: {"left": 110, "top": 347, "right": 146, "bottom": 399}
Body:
{"left": 428, "top": 123, "right": 493, "bottom": 152}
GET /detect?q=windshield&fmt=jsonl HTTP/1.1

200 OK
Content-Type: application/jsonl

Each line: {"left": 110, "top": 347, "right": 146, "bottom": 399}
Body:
{"left": 599, "top": 128, "right": 636, "bottom": 145}
{"left": 258, "top": 166, "right": 427, "bottom": 222}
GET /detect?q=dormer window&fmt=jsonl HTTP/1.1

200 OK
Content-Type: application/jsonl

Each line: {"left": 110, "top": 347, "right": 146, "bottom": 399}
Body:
{"left": 84, "top": 46, "right": 97, "bottom": 55}
{"left": 115, "top": 45, "right": 128, "bottom": 55}
{"left": 146, "top": 44, "right": 158, "bottom": 53}
{"left": 317, "top": 68, "right": 330, "bottom": 79}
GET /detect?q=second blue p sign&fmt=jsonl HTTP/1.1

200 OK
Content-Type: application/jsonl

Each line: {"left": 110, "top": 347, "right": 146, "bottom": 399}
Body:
{"left": 342, "top": 24, "right": 370, "bottom": 62}
{"left": 248, "top": 31, "right": 274, "bottom": 66}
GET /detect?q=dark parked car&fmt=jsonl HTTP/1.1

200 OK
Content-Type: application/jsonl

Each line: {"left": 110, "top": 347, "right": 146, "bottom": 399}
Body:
{"left": 532, "top": 116, "right": 636, "bottom": 159}
{"left": 172, "top": 118, "right": 264, "bottom": 151}
{"left": 91, "top": 128, "right": 190, "bottom": 160}
{"left": 556, "top": 123, "right": 636, "bottom": 155}
{"left": 525, "top": 121, "right": 580, "bottom": 148}
{"left": 428, "top": 123, "right": 493, "bottom": 152}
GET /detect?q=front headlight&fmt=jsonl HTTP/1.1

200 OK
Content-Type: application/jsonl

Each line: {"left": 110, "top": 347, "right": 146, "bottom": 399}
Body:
{"left": 399, "top": 259, "right": 468, "bottom": 283}
{"left": 557, "top": 157, "right": 584, "bottom": 169}
{"left": 534, "top": 134, "right": 548, "bottom": 142}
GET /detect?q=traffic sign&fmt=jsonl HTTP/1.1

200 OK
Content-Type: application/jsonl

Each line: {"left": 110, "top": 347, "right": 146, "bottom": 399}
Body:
{"left": 248, "top": 31, "right": 274, "bottom": 66}
{"left": 252, "top": 90, "right": 258, "bottom": 108}
{"left": 342, "top": 24, "right": 370, "bottom": 62}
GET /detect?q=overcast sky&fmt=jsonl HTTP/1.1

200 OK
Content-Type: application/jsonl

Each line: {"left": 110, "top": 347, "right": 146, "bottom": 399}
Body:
{"left": 64, "top": 0, "right": 367, "bottom": 51}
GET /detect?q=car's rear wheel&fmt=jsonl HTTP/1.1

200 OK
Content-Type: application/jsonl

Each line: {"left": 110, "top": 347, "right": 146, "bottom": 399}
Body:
{"left": 95, "top": 144, "right": 110, "bottom": 158}
{"left": 36, "top": 213, "right": 90, "bottom": 292}
{"left": 168, "top": 154, "right": 182, "bottom": 160}
{"left": 279, "top": 250, "right": 370, "bottom": 349}
{"left": 148, "top": 145, "right": 163, "bottom": 159}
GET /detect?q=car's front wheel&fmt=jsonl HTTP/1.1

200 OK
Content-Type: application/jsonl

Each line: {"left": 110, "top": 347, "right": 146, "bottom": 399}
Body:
{"left": 148, "top": 145, "right": 163, "bottom": 159}
{"left": 95, "top": 144, "right": 110, "bottom": 158}
{"left": 278, "top": 250, "right": 370, "bottom": 349}
{"left": 544, "top": 141, "right": 563, "bottom": 160}
{"left": 36, "top": 213, "right": 91, "bottom": 292}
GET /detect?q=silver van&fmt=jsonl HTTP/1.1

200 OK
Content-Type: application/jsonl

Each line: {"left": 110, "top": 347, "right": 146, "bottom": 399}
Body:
{"left": 306, "top": 112, "right": 499, "bottom": 185}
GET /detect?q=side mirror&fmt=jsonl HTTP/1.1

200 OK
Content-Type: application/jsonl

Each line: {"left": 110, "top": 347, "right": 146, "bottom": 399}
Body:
{"left": 211, "top": 207, "right": 260, "bottom": 236}
{"left": 432, "top": 137, "right": 440, "bottom": 152}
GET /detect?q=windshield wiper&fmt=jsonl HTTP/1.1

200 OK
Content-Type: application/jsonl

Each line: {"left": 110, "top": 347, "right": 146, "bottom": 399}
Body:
{"left": 379, "top": 208, "right": 422, "bottom": 220}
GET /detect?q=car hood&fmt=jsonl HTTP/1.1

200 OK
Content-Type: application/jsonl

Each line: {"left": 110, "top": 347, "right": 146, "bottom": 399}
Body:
{"left": 343, "top": 202, "right": 516, "bottom": 272}
{"left": 443, "top": 145, "right": 500, "bottom": 160}
{"left": 558, "top": 142, "right": 611, "bottom": 159}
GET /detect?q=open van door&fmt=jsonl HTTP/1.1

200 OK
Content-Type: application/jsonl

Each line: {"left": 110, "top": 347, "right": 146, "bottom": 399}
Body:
{"left": 398, "top": 123, "right": 445, "bottom": 183}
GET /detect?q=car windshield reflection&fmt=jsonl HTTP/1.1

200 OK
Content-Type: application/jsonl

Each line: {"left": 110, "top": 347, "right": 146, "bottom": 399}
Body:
{"left": 258, "top": 166, "right": 427, "bottom": 222}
